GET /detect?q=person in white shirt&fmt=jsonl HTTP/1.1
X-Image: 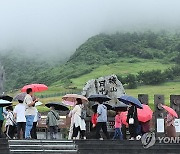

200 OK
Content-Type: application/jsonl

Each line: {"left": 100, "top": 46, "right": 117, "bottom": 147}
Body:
{"left": 24, "top": 88, "right": 38, "bottom": 139}
{"left": 14, "top": 100, "right": 26, "bottom": 139}
{"left": 72, "top": 98, "right": 86, "bottom": 140}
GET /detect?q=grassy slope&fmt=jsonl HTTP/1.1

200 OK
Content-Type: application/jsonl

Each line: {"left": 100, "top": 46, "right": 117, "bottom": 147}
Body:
{"left": 29, "top": 59, "right": 177, "bottom": 112}
{"left": 9, "top": 59, "right": 177, "bottom": 112}
{"left": 71, "top": 59, "right": 174, "bottom": 88}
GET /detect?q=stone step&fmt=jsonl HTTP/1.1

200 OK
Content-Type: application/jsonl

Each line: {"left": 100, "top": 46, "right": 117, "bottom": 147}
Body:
{"left": 0, "top": 138, "right": 10, "bottom": 154}
{"left": 9, "top": 140, "right": 74, "bottom": 144}
{"left": 75, "top": 140, "right": 180, "bottom": 154}
{"left": 10, "top": 144, "right": 76, "bottom": 150}
{"left": 10, "top": 149, "right": 77, "bottom": 154}
{"left": 9, "top": 140, "right": 78, "bottom": 154}
{"left": 78, "top": 149, "right": 179, "bottom": 154}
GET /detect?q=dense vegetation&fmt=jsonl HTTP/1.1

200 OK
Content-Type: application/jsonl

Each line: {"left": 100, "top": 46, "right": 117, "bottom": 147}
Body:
{"left": 1, "top": 31, "right": 180, "bottom": 92}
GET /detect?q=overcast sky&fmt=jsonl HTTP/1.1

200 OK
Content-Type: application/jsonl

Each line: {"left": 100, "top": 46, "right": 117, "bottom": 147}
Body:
{"left": 0, "top": 0, "right": 180, "bottom": 58}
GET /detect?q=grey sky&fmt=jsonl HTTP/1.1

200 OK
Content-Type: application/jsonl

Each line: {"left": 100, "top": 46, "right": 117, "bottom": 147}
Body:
{"left": 0, "top": 0, "right": 180, "bottom": 58}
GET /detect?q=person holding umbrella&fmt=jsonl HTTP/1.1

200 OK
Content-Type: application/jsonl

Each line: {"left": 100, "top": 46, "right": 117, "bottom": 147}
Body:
{"left": 72, "top": 98, "right": 86, "bottom": 140}
{"left": 126, "top": 103, "right": 139, "bottom": 140}
{"left": 165, "top": 113, "right": 176, "bottom": 137}
{"left": 118, "top": 95, "right": 142, "bottom": 140}
{"left": 24, "top": 88, "right": 38, "bottom": 139}
{"left": 46, "top": 106, "right": 60, "bottom": 140}
{"left": 88, "top": 94, "right": 110, "bottom": 140}
{"left": 95, "top": 101, "right": 110, "bottom": 140}
{"left": 162, "top": 105, "right": 178, "bottom": 137}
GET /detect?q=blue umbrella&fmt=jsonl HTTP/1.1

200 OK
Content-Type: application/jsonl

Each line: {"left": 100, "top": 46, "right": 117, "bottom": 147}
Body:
{"left": 118, "top": 95, "right": 143, "bottom": 109}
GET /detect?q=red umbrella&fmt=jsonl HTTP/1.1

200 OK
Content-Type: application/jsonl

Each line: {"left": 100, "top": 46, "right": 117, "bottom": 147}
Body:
{"left": 21, "top": 84, "right": 48, "bottom": 92}
{"left": 120, "top": 104, "right": 153, "bottom": 125}
{"left": 162, "top": 105, "right": 178, "bottom": 118}
{"left": 137, "top": 104, "right": 153, "bottom": 122}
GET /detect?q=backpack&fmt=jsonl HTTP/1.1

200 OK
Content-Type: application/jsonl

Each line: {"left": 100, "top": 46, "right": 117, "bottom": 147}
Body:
{"left": 80, "top": 108, "right": 86, "bottom": 120}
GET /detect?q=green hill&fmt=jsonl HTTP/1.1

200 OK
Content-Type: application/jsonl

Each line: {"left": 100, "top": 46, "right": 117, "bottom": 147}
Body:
{"left": 1, "top": 31, "right": 180, "bottom": 93}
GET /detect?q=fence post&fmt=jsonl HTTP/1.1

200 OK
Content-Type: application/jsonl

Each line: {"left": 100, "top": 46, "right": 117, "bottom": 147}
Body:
{"left": 138, "top": 94, "right": 149, "bottom": 105}
{"left": 154, "top": 94, "right": 165, "bottom": 137}
{"left": 170, "top": 95, "right": 180, "bottom": 135}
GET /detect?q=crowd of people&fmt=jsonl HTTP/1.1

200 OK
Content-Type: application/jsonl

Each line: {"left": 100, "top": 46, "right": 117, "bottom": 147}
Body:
{"left": 0, "top": 90, "right": 177, "bottom": 140}
{"left": 0, "top": 88, "right": 40, "bottom": 139}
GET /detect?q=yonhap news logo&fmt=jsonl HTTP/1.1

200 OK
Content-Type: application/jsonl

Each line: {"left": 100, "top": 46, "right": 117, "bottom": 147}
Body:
{"left": 141, "top": 132, "right": 156, "bottom": 149}
{"left": 141, "top": 132, "right": 180, "bottom": 149}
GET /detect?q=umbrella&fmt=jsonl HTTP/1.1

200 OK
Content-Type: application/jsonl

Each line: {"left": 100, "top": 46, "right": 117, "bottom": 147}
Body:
{"left": 112, "top": 102, "right": 128, "bottom": 112}
{"left": 62, "top": 94, "right": 88, "bottom": 103}
{"left": 14, "top": 92, "right": 27, "bottom": 101}
{"left": 120, "top": 104, "right": 153, "bottom": 124}
{"left": 21, "top": 84, "right": 48, "bottom": 93}
{"left": 0, "top": 99, "right": 12, "bottom": 107}
{"left": 118, "top": 95, "right": 143, "bottom": 109}
{"left": 88, "top": 94, "right": 111, "bottom": 102}
{"left": 137, "top": 104, "right": 153, "bottom": 122}
{"left": 162, "top": 105, "right": 178, "bottom": 118}
{"left": 92, "top": 103, "right": 112, "bottom": 111}
{"left": 62, "top": 101, "right": 75, "bottom": 107}
{"left": 45, "top": 102, "right": 69, "bottom": 111}
{"left": 35, "top": 101, "right": 43, "bottom": 107}
{"left": 0, "top": 95, "right": 13, "bottom": 102}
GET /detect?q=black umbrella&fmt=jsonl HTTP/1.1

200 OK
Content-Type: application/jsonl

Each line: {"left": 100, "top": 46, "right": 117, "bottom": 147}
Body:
{"left": 88, "top": 94, "right": 111, "bottom": 102}
{"left": 45, "top": 102, "right": 69, "bottom": 111}
{"left": 92, "top": 103, "right": 112, "bottom": 111}
{"left": 13, "top": 93, "right": 26, "bottom": 101}
{"left": 0, "top": 95, "right": 13, "bottom": 102}
{"left": 0, "top": 99, "right": 12, "bottom": 107}
{"left": 112, "top": 102, "right": 128, "bottom": 112}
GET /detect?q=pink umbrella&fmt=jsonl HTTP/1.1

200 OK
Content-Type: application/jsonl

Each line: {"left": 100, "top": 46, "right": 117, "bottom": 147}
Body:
{"left": 162, "top": 105, "right": 178, "bottom": 118}
{"left": 21, "top": 84, "right": 48, "bottom": 92}
{"left": 62, "top": 101, "right": 75, "bottom": 107}
{"left": 62, "top": 94, "right": 88, "bottom": 103}
{"left": 137, "top": 104, "right": 153, "bottom": 122}
{"left": 120, "top": 104, "right": 153, "bottom": 124}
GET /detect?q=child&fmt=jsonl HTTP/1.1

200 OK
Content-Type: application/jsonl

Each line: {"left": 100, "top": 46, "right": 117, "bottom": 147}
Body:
{"left": 5, "top": 106, "right": 16, "bottom": 139}
{"left": 46, "top": 106, "right": 59, "bottom": 139}
{"left": 113, "top": 110, "right": 123, "bottom": 140}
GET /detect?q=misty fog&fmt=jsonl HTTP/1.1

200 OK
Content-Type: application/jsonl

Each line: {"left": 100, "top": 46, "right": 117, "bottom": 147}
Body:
{"left": 0, "top": 0, "right": 180, "bottom": 60}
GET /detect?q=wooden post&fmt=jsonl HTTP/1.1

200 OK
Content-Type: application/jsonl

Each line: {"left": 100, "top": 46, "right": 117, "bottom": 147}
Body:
{"left": 138, "top": 94, "right": 149, "bottom": 105}
{"left": 170, "top": 95, "right": 180, "bottom": 116}
{"left": 154, "top": 95, "right": 165, "bottom": 137}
